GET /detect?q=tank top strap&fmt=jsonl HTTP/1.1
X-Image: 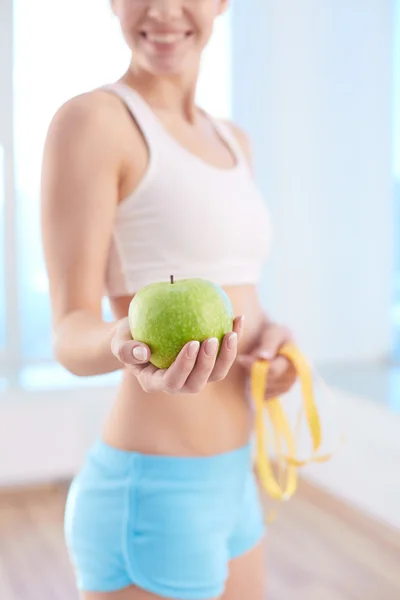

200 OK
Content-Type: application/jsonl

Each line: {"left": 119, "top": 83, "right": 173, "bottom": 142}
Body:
{"left": 201, "top": 114, "right": 251, "bottom": 171}
{"left": 101, "top": 81, "right": 166, "bottom": 147}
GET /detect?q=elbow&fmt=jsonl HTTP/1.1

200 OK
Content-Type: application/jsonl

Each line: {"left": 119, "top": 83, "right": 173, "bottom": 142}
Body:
{"left": 52, "top": 342, "right": 85, "bottom": 377}
{"left": 51, "top": 311, "right": 119, "bottom": 377}
{"left": 52, "top": 334, "right": 90, "bottom": 377}
{"left": 52, "top": 336, "right": 113, "bottom": 378}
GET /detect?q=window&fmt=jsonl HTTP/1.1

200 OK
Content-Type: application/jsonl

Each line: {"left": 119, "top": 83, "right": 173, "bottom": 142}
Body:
{"left": 0, "top": 146, "right": 5, "bottom": 353}
{"left": 1, "top": 0, "right": 231, "bottom": 386}
{"left": 394, "top": 0, "right": 400, "bottom": 357}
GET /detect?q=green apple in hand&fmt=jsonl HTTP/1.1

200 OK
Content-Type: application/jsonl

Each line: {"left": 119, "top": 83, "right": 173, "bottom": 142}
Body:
{"left": 128, "top": 276, "right": 234, "bottom": 369}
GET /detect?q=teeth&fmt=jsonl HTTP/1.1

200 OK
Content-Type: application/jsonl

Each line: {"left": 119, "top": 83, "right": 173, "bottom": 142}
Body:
{"left": 145, "top": 33, "right": 186, "bottom": 44}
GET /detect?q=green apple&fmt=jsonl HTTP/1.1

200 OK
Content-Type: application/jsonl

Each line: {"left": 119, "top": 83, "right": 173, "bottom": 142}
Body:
{"left": 128, "top": 276, "right": 234, "bottom": 369}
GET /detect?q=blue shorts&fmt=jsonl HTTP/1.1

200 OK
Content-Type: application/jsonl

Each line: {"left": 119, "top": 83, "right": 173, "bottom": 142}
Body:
{"left": 64, "top": 439, "right": 265, "bottom": 599}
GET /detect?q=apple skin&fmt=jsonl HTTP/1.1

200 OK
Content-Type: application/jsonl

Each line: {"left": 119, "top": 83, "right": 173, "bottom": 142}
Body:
{"left": 128, "top": 277, "right": 234, "bottom": 369}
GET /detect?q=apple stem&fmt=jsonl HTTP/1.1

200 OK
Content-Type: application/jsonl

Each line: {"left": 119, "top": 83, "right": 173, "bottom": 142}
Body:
{"left": 170, "top": 275, "right": 174, "bottom": 284}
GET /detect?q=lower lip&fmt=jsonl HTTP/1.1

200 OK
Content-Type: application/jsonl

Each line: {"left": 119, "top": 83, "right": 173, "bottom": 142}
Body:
{"left": 141, "top": 33, "right": 192, "bottom": 54}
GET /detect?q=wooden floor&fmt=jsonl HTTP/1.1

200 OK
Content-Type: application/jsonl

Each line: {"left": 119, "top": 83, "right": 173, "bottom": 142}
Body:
{"left": 0, "top": 480, "right": 399, "bottom": 600}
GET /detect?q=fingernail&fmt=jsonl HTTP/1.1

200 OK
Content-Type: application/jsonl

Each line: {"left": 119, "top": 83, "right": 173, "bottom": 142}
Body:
{"left": 239, "top": 316, "right": 245, "bottom": 329}
{"left": 205, "top": 337, "right": 219, "bottom": 356}
{"left": 259, "top": 350, "right": 273, "bottom": 360}
{"left": 133, "top": 346, "right": 148, "bottom": 361}
{"left": 227, "top": 332, "right": 238, "bottom": 350}
{"left": 187, "top": 340, "right": 200, "bottom": 358}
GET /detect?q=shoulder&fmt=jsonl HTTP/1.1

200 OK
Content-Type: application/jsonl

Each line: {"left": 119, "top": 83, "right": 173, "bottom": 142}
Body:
{"left": 45, "top": 89, "right": 126, "bottom": 152}
{"left": 222, "top": 120, "right": 253, "bottom": 170}
{"left": 43, "top": 87, "right": 145, "bottom": 184}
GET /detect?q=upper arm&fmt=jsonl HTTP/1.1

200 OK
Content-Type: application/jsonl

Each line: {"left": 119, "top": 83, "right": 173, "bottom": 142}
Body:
{"left": 40, "top": 92, "right": 123, "bottom": 328}
{"left": 223, "top": 121, "right": 254, "bottom": 171}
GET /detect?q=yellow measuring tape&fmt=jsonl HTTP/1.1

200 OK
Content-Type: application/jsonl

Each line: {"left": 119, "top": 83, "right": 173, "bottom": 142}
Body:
{"left": 251, "top": 341, "right": 338, "bottom": 520}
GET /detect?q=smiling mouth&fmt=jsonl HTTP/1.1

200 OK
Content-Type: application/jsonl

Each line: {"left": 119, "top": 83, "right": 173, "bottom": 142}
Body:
{"left": 140, "top": 31, "right": 193, "bottom": 45}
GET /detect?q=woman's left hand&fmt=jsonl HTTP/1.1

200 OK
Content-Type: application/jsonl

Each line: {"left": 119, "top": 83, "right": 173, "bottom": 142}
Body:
{"left": 237, "top": 321, "right": 297, "bottom": 399}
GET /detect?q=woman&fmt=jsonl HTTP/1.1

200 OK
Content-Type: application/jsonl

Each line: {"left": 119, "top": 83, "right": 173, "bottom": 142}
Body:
{"left": 41, "top": 1, "right": 296, "bottom": 599}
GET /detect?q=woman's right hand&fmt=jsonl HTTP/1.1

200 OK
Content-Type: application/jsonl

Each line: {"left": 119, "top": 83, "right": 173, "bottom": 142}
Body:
{"left": 111, "top": 315, "right": 245, "bottom": 394}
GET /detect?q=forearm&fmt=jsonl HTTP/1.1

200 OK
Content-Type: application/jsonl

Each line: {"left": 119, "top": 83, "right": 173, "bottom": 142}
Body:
{"left": 53, "top": 310, "right": 122, "bottom": 376}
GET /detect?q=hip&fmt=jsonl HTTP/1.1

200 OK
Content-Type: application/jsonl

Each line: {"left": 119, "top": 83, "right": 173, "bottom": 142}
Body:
{"left": 64, "top": 437, "right": 264, "bottom": 597}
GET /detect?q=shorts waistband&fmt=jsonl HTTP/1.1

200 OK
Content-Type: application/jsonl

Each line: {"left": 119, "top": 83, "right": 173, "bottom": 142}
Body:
{"left": 88, "top": 438, "right": 252, "bottom": 481}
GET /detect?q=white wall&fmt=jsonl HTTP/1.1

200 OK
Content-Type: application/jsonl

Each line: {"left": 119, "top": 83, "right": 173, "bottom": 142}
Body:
{"left": 0, "top": 386, "right": 114, "bottom": 486}
{"left": 395, "top": 0, "right": 400, "bottom": 178}
{"left": 232, "top": 0, "right": 395, "bottom": 364}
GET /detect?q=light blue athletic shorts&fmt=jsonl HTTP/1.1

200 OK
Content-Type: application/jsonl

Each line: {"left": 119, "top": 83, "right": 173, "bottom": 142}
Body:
{"left": 64, "top": 439, "right": 265, "bottom": 599}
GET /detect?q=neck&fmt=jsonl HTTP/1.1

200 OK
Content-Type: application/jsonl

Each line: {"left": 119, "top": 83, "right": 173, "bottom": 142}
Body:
{"left": 122, "top": 63, "right": 200, "bottom": 123}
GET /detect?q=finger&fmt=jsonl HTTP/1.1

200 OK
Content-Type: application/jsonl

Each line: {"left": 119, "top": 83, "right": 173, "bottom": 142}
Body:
{"left": 135, "top": 363, "right": 163, "bottom": 392}
{"left": 266, "top": 370, "right": 297, "bottom": 393}
{"left": 258, "top": 324, "right": 293, "bottom": 360}
{"left": 111, "top": 317, "right": 152, "bottom": 366}
{"left": 112, "top": 338, "right": 151, "bottom": 366}
{"left": 206, "top": 315, "right": 242, "bottom": 378}
{"left": 208, "top": 331, "right": 238, "bottom": 382}
{"left": 182, "top": 337, "right": 219, "bottom": 392}
{"left": 114, "top": 317, "right": 133, "bottom": 341}
{"left": 265, "top": 378, "right": 296, "bottom": 398}
{"left": 233, "top": 315, "right": 245, "bottom": 341}
{"left": 160, "top": 340, "right": 201, "bottom": 393}
{"left": 265, "top": 358, "right": 297, "bottom": 396}
{"left": 268, "top": 356, "right": 294, "bottom": 379}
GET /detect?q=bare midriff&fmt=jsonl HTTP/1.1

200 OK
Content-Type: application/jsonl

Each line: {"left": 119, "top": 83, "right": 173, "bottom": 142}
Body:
{"left": 102, "top": 284, "right": 265, "bottom": 457}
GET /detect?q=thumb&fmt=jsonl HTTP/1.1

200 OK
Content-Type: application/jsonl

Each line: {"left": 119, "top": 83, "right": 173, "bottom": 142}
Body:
{"left": 111, "top": 338, "right": 151, "bottom": 366}
{"left": 113, "top": 316, "right": 133, "bottom": 342}
{"left": 111, "top": 318, "right": 151, "bottom": 365}
{"left": 256, "top": 324, "right": 293, "bottom": 360}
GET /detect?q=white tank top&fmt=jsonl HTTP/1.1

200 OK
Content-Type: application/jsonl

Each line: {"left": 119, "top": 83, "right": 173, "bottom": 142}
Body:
{"left": 101, "top": 82, "right": 273, "bottom": 296}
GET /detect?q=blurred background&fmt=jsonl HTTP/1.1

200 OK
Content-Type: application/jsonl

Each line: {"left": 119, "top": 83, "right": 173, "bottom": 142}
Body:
{"left": 0, "top": 1, "right": 400, "bottom": 599}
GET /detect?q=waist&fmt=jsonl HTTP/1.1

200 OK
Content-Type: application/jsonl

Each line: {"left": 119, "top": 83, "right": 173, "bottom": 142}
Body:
{"left": 102, "top": 365, "right": 254, "bottom": 457}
